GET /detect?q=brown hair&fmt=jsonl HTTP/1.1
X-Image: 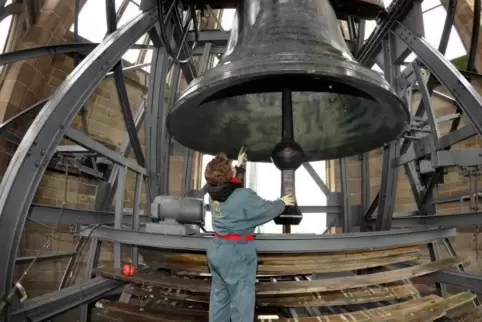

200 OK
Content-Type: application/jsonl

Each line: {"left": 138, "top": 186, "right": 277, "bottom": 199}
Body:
{"left": 204, "top": 153, "right": 233, "bottom": 186}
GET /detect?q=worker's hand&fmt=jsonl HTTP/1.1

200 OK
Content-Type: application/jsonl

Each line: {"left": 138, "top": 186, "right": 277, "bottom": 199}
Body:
{"left": 280, "top": 194, "right": 296, "bottom": 206}
{"left": 237, "top": 145, "right": 248, "bottom": 165}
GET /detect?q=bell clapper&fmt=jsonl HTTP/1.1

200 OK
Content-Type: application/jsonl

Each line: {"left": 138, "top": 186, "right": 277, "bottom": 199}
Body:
{"left": 271, "top": 88, "right": 306, "bottom": 233}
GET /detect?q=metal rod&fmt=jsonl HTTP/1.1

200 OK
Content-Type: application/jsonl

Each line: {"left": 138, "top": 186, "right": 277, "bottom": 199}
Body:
{"left": 281, "top": 88, "right": 294, "bottom": 141}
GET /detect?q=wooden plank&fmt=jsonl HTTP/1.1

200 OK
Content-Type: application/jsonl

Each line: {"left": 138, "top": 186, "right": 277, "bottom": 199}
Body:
{"left": 444, "top": 292, "right": 477, "bottom": 311}
{"left": 95, "top": 295, "right": 443, "bottom": 322}
{"left": 256, "top": 256, "right": 467, "bottom": 295}
{"left": 124, "top": 282, "right": 419, "bottom": 307}
{"left": 151, "top": 253, "right": 420, "bottom": 275}
{"left": 94, "top": 256, "right": 466, "bottom": 296}
{"left": 95, "top": 300, "right": 206, "bottom": 322}
{"left": 258, "top": 283, "right": 420, "bottom": 307}
{"left": 96, "top": 292, "right": 474, "bottom": 322}
{"left": 142, "top": 245, "right": 421, "bottom": 265}
{"left": 261, "top": 295, "right": 445, "bottom": 322}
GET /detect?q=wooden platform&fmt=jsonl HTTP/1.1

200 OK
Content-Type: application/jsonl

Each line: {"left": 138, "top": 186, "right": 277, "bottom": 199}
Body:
{"left": 93, "top": 244, "right": 477, "bottom": 321}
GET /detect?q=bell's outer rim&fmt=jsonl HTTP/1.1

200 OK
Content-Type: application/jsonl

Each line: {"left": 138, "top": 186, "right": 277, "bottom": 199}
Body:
{"left": 167, "top": 57, "right": 409, "bottom": 161}
{"left": 172, "top": 55, "right": 407, "bottom": 116}
{"left": 178, "top": 53, "right": 397, "bottom": 98}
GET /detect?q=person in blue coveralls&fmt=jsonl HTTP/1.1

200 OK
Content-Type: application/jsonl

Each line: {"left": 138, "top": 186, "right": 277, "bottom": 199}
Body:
{"left": 204, "top": 146, "right": 296, "bottom": 322}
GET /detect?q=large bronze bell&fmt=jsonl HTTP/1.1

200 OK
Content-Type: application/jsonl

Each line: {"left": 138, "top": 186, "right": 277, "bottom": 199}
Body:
{"left": 167, "top": 0, "right": 408, "bottom": 162}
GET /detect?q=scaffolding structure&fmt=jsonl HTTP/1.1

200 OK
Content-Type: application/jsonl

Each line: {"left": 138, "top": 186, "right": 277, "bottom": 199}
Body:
{"left": 0, "top": 0, "right": 482, "bottom": 320}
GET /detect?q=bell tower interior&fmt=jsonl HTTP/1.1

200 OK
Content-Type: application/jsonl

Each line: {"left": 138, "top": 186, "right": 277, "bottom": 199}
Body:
{"left": 0, "top": 0, "right": 482, "bottom": 320}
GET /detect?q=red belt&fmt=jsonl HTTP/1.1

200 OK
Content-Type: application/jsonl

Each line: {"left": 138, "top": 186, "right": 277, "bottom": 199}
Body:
{"left": 214, "top": 233, "right": 255, "bottom": 242}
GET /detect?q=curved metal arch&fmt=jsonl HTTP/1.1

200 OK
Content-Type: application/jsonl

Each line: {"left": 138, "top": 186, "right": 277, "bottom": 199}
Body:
{"left": 0, "top": 10, "right": 157, "bottom": 301}
{"left": 0, "top": 43, "right": 154, "bottom": 67}
{"left": 82, "top": 226, "right": 456, "bottom": 253}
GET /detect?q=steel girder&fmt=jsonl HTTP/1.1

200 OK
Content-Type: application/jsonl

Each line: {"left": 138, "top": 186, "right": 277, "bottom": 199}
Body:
{"left": 80, "top": 226, "right": 455, "bottom": 253}
{"left": 27, "top": 204, "right": 343, "bottom": 225}
{"left": 0, "top": 9, "right": 157, "bottom": 304}
{"left": 145, "top": 46, "right": 171, "bottom": 201}
{"left": 10, "top": 277, "right": 122, "bottom": 322}
{"left": 1, "top": 0, "right": 482, "bottom": 319}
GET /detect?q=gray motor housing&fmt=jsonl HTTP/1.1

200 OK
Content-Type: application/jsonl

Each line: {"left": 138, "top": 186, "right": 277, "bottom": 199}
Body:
{"left": 150, "top": 195, "right": 205, "bottom": 225}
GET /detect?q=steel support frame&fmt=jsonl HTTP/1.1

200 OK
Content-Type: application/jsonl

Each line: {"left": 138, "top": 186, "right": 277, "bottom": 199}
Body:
{"left": 145, "top": 41, "right": 171, "bottom": 202}
{"left": 27, "top": 203, "right": 341, "bottom": 225}
{"left": 0, "top": 9, "right": 157, "bottom": 307}
{"left": 361, "top": 0, "right": 482, "bottom": 235}
{"left": 80, "top": 226, "right": 455, "bottom": 253}
{"left": 2, "top": 0, "right": 482, "bottom": 319}
{"left": 10, "top": 277, "right": 122, "bottom": 322}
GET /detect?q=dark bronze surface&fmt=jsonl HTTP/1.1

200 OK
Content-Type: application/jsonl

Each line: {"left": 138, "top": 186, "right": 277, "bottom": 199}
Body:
{"left": 180, "top": 0, "right": 387, "bottom": 19}
{"left": 168, "top": 0, "right": 408, "bottom": 162}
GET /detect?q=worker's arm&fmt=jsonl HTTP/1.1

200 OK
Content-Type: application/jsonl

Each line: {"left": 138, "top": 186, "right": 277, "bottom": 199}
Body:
{"left": 232, "top": 188, "right": 285, "bottom": 229}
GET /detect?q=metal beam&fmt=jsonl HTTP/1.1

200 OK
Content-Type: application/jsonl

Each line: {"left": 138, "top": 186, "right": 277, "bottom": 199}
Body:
{"left": 0, "top": 2, "right": 22, "bottom": 22}
{"left": 375, "top": 141, "right": 400, "bottom": 231}
{"left": 15, "top": 252, "right": 77, "bottom": 265}
{"left": 340, "top": 158, "right": 351, "bottom": 233}
{"left": 80, "top": 226, "right": 456, "bottom": 253}
{"left": 0, "top": 10, "right": 156, "bottom": 301}
{"left": 99, "top": 104, "right": 146, "bottom": 211}
{"left": 302, "top": 163, "right": 331, "bottom": 196}
{"left": 10, "top": 277, "right": 122, "bottom": 322}
{"left": 367, "top": 211, "right": 482, "bottom": 228}
{"left": 145, "top": 45, "right": 171, "bottom": 201}
{"left": 356, "top": 0, "right": 413, "bottom": 64}
{"left": 392, "top": 22, "right": 482, "bottom": 139}
{"left": 186, "top": 29, "right": 229, "bottom": 47}
{"left": 0, "top": 43, "right": 153, "bottom": 67}
{"left": 397, "top": 124, "right": 478, "bottom": 166}
{"left": 64, "top": 128, "right": 146, "bottom": 175}
{"left": 106, "top": 0, "right": 145, "bottom": 168}
{"left": 434, "top": 270, "right": 482, "bottom": 295}
{"left": 28, "top": 204, "right": 337, "bottom": 225}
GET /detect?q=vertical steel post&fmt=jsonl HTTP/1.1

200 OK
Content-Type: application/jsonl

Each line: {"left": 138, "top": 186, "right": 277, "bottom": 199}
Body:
{"left": 131, "top": 173, "right": 143, "bottom": 267}
{"left": 80, "top": 237, "right": 101, "bottom": 322}
{"left": 114, "top": 166, "right": 127, "bottom": 269}
{"left": 427, "top": 241, "right": 448, "bottom": 297}
{"left": 375, "top": 140, "right": 400, "bottom": 231}
{"left": 146, "top": 47, "right": 171, "bottom": 201}
{"left": 360, "top": 153, "right": 370, "bottom": 229}
{"left": 374, "top": 34, "right": 400, "bottom": 231}
{"left": 340, "top": 158, "right": 351, "bottom": 233}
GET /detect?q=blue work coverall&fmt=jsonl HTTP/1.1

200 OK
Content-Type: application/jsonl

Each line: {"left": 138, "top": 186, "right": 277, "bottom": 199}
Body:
{"left": 207, "top": 188, "right": 285, "bottom": 322}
